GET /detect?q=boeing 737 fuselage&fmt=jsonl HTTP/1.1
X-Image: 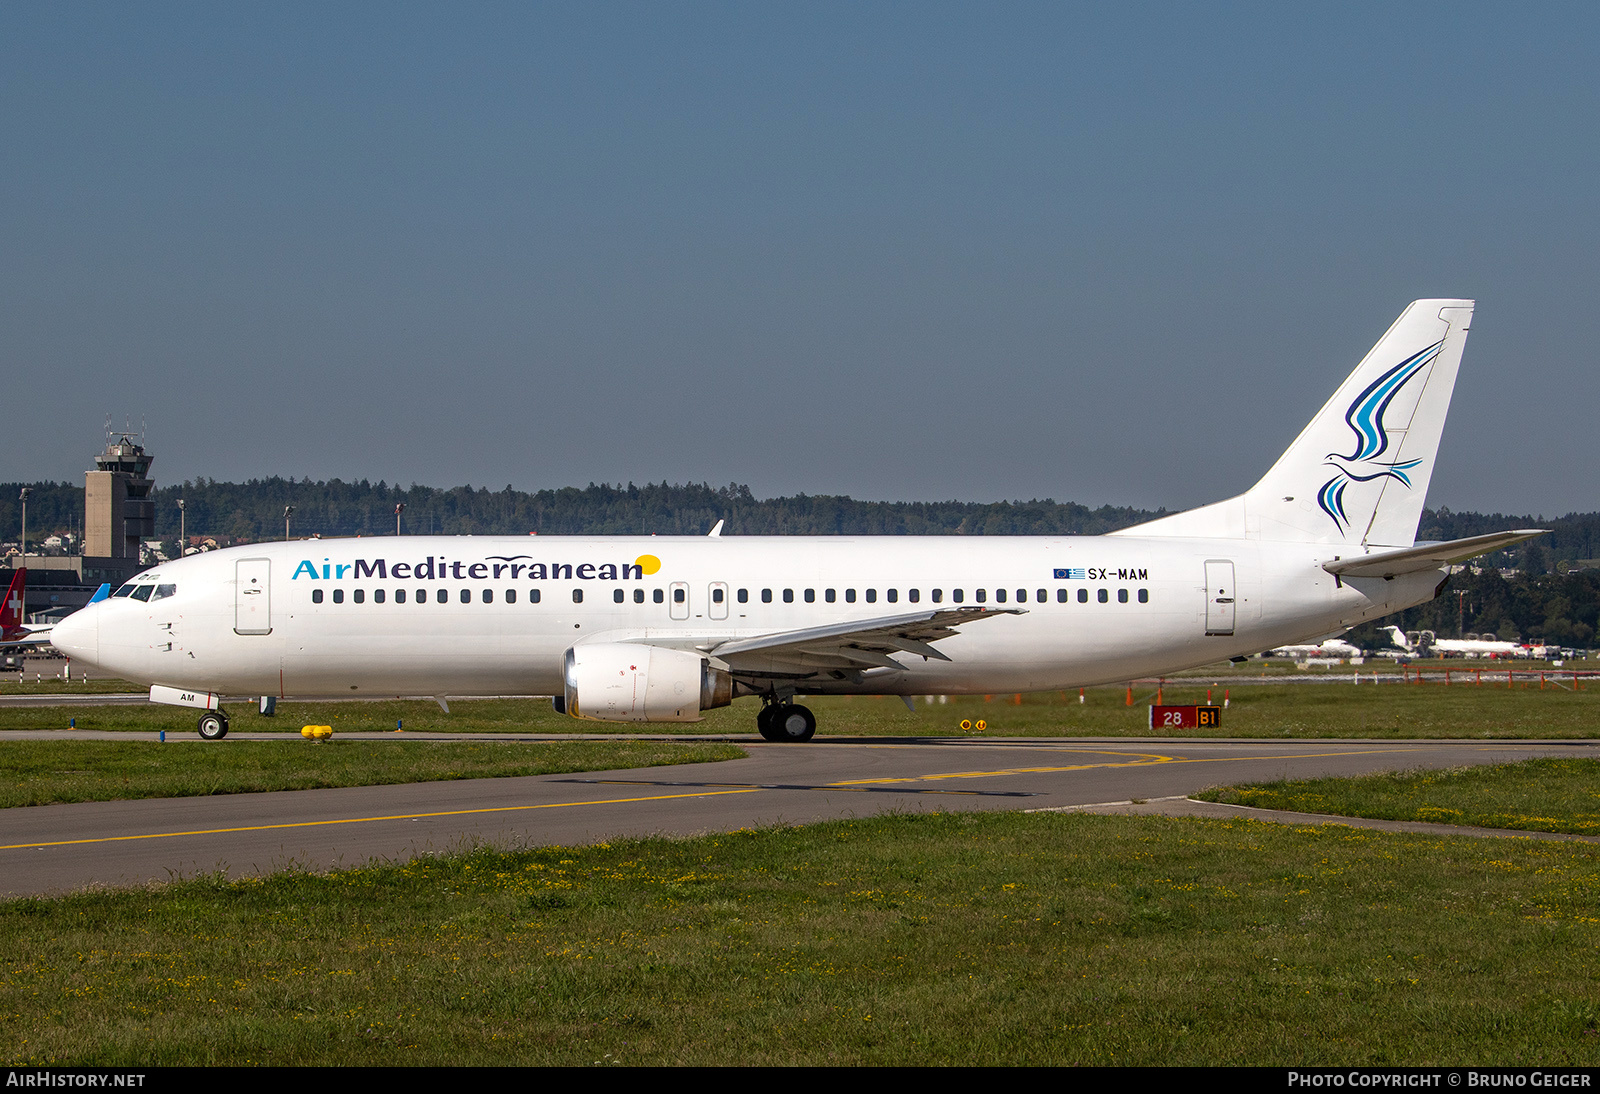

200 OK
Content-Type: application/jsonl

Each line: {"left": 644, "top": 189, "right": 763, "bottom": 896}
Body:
{"left": 49, "top": 300, "right": 1544, "bottom": 740}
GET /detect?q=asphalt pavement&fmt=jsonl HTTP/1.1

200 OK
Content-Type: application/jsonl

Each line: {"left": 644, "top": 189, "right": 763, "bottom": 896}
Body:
{"left": 3, "top": 733, "right": 1594, "bottom": 897}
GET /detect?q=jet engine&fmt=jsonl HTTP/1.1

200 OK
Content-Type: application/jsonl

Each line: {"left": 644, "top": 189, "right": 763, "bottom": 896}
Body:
{"left": 561, "top": 643, "right": 733, "bottom": 723}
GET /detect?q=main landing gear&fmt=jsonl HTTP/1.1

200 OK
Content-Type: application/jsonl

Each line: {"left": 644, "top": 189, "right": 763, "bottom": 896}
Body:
{"left": 197, "top": 710, "right": 230, "bottom": 740}
{"left": 757, "top": 700, "right": 816, "bottom": 742}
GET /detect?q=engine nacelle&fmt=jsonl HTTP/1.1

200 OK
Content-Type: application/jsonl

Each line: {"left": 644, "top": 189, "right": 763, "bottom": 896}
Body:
{"left": 562, "top": 643, "right": 733, "bottom": 723}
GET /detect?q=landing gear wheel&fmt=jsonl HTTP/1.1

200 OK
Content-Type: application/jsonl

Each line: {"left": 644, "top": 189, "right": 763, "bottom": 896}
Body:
{"left": 756, "top": 704, "right": 781, "bottom": 741}
{"left": 771, "top": 703, "right": 816, "bottom": 742}
{"left": 197, "top": 711, "right": 229, "bottom": 740}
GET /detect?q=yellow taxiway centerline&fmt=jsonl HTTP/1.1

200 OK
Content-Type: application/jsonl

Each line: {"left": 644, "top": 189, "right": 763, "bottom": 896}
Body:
{"left": 0, "top": 744, "right": 1464, "bottom": 851}
{"left": 827, "top": 745, "right": 1434, "bottom": 786}
{"left": 0, "top": 787, "right": 764, "bottom": 852}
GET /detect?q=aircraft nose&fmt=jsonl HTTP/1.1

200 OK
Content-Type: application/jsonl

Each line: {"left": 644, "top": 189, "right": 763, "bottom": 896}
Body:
{"left": 50, "top": 604, "right": 99, "bottom": 666}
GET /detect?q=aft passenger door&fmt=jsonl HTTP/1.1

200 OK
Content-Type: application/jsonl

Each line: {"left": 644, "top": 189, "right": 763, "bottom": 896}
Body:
{"left": 235, "top": 558, "right": 273, "bottom": 635}
{"left": 1204, "top": 560, "right": 1235, "bottom": 636}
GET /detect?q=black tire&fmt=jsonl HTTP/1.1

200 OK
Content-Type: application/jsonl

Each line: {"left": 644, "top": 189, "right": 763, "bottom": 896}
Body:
{"left": 197, "top": 711, "right": 229, "bottom": 740}
{"left": 756, "top": 704, "right": 780, "bottom": 741}
{"left": 773, "top": 704, "right": 816, "bottom": 742}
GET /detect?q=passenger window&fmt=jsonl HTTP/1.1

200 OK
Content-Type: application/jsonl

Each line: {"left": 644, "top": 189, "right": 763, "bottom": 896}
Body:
{"left": 783, "top": 589, "right": 794, "bottom": 603}
{"left": 633, "top": 589, "right": 644, "bottom": 603}
{"left": 505, "top": 589, "right": 516, "bottom": 604}
{"left": 1036, "top": 589, "right": 1046, "bottom": 603}
{"left": 1097, "top": 589, "right": 1108, "bottom": 603}
{"left": 112, "top": 584, "right": 135, "bottom": 598}
{"left": 737, "top": 588, "right": 748, "bottom": 603}
{"left": 334, "top": 589, "right": 345, "bottom": 604}
{"left": 953, "top": 589, "right": 964, "bottom": 603}
{"left": 826, "top": 589, "right": 836, "bottom": 603}
{"left": 573, "top": 589, "right": 584, "bottom": 604}
{"left": 976, "top": 589, "right": 987, "bottom": 603}
{"left": 1138, "top": 588, "right": 1149, "bottom": 603}
{"left": 909, "top": 589, "right": 919, "bottom": 603}
{"left": 354, "top": 589, "right": 365, "bottom": 604}
{"left": 395, "top": 589, "right": 406, "bottom": 603}
{"left": 459, "top": 589, "right": 470, "bottom": 604}
{"left": 996, "top": 589, "right": 1007, "bottom": 603}
{"left": 762, "top": 589, "right": 773, "bottom": 603}
{"left": 530, "top": 589, "right": 541, "bottom": 604}
{"left": 845, "top": 589, "right": 856, "bottom": 603}
{"left": 804, "top": 589, "right": 815, "bottom": 603}
{"left": 482, "top": 589, "right": 493, "bottom": 604}
{"left": 417, "top": 589, "right": 427, "bottom": 604}
{"left": 613, "top": 589, "right": 624, "bottom": 604}
{"left": 653, "top": 589, "right": 663, "bottom": 604}
{"left": 866, "top": 589, "right": 877, "bottom": 603}
{"left": 932, "top": 589, "right": 943, "bottom": 603}
{"left": 1017, "top": 589, "right": 1027, "bottom": 603}
{"left": 374, "top": 589, "right": 386, "bottom": 604}
{"left": 1118, "top": 588, "right": 1129, "bottom": 603}
{"left": 311, "top": 588, "right": 324, "bottom": 604}
{"left": 673, "top": 588, "right": 685, "bottom": 604}
{"left": 713, "top": 588, "right": 725, "bottom": 603}
{"left": 1078, "top": 589, "right": 1088, "bottom": 603}
{"left": 887, "top": 589, "right": 898, "bottom": 603}
{"left": 436, "top": 589, "right": 448, "bottom": 604}
{"left": 1057, "top": 588, "right": 1067, "bottom": 603}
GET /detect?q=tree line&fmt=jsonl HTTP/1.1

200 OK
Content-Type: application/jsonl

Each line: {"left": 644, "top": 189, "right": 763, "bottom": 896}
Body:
{"left": 0, "top": 478, "right": 1162, "bottom": 542}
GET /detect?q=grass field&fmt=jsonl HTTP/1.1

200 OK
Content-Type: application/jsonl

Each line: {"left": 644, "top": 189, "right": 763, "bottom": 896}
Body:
{"left": 0, "top": 739, "right": 746, "bottom": 809}
{"left": 1200, "top": 757, "right": 1600, "bottom": 836}
{"left": 2, "top": 674, "right": 1597, "bottom": 738}
{"left": 4, "top": 809, "right": 1599, "bottom": 1066}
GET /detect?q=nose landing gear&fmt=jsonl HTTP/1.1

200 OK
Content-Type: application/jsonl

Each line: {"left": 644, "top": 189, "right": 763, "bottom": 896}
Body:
{"left": 197, "top": 710, "right": 230, "bottom": 740}
{"left": 756, "top": 700, "right": 816, "bottom": 742}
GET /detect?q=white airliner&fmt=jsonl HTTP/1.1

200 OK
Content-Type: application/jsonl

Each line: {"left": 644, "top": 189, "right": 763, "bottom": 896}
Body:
{"left": 1380, "top": 625, "right": 1548, "bottom": 659}
{"left": 1266, "top": 636, "right": 1364, "bottom": 660}
{"left": 50, "top": 300, "right": 1544, "bottom": 741}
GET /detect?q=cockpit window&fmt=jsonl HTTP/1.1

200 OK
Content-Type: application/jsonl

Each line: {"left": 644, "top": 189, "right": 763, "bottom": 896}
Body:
{"left": 150, "top": 584, "right": 177, "bottom": 601}
{"left": 130, "top": 585, "right": 154, "bottom": 601}
{"left": 112, "top": 584, "right": 136, "bottom": 598}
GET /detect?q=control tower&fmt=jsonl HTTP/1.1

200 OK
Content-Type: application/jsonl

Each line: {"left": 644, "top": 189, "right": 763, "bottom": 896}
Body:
{"left": 84, "top": 430, "right": 154, "bottom": 561}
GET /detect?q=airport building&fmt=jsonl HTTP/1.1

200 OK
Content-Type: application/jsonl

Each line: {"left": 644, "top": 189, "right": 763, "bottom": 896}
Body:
{"left": 4, "top": 431, "right": 157, "bottom": 621}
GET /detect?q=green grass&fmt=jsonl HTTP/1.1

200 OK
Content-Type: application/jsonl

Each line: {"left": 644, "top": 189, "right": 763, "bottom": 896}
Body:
{"left": 5, "top": 810, "right": 1600, "bottom": 1065}
{"left": 0, "top": 675, "right": 143, "bottom": 694}
{"left": 10, "top": 676, "right": 1597, "bottom": 738}
{"left": 0, "top": 740, "right": 745, "bottom": 809}
{"left": 1199, "top": 757, "right": 1600, "bottom": 836}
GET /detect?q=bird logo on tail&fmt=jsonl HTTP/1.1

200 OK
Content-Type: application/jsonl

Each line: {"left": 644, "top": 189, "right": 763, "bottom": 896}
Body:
{"left": 1316, "top": 340, "right": 1441, "bottom": 534}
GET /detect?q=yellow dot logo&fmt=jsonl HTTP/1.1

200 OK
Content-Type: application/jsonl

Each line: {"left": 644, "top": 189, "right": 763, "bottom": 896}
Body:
{"left": 635, "top": 554, "right": 661, "bottom": 576}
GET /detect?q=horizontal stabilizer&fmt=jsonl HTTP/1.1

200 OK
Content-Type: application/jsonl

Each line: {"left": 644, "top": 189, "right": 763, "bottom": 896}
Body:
{"left": 1322, "top": 529, "right": 1546, "bottom": 580}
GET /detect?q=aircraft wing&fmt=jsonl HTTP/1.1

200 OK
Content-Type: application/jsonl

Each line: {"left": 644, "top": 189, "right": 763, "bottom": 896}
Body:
{"left": 710, "top": 607, "right": 1024, "bottom": 673}
{"left": 1322, "top": 530, "right": 1547, "bottom": 580}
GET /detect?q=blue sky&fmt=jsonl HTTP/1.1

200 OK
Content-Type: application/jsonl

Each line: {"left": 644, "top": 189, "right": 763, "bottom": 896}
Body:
{"left": 4, "top": 3, "right": 1596, "bottom": 516}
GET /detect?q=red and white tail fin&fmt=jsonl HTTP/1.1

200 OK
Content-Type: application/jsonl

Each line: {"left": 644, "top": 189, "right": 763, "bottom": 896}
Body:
{"left": 0, "top": 568, "right": 25, "bottom": 634}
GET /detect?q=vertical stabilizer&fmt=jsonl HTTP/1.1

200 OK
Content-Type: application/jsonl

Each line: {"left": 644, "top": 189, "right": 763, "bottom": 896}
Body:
{"left": 1247, "top": 299, "right": 1472, "bottom": 547}
{"left": 0, "top": 568, "right": 24, "bottom": 633}
{"left": 1110, "top": 300, "right": 1473, "bottom": 546}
